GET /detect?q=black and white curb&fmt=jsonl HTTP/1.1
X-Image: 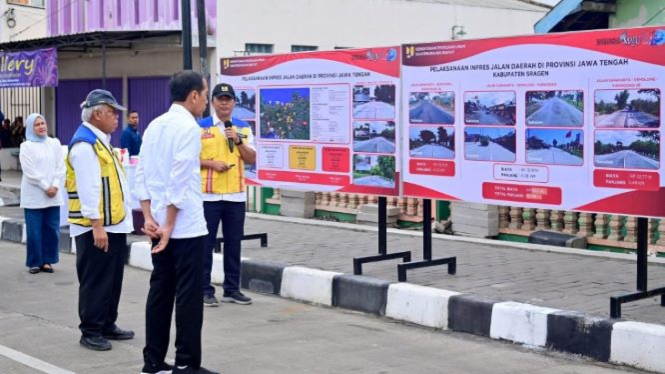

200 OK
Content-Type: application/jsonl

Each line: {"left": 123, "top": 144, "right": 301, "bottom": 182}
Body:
{"left": 2, "top": 219, "right": 664, "bottom": 373}
{"left": 125, "top": 242, "right": 665, "bottom": 373}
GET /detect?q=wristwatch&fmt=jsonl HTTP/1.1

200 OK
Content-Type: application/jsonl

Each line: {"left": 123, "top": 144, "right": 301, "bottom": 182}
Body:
{"left": 235, "top": 136, "right": 243, "bottom": 146}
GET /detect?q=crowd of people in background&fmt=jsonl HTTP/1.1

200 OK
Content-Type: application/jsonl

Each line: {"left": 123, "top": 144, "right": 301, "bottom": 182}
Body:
{"left": 0, "top": 109, "right": 28, "bottom": 148}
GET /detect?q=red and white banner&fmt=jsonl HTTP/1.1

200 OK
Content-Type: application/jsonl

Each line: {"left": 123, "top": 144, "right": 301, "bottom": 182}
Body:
{"left": 220, "top": 47, "right": 401, "bottom": 196}
{"left": 401, "top": 27, "right": 665, "bottom": 217}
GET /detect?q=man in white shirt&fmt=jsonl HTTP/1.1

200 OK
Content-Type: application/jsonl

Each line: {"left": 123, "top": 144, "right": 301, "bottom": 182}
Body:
{"left": 134, "top": 71, "right": 219, "bottom": 374}
{"left": 198, "top": 83, "right": 256, "bottom": 307}
{"left": 66, "top": 89, "right": 134, "bottom": 351}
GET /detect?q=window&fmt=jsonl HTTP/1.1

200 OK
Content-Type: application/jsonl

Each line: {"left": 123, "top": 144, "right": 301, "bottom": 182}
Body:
{"left": 335, "top": 46, "right": 352, "bottom": 50}
{"left": 291, "top": 45, "right": 318, "bottom": 52}
{"left": 245, "top": 43, "right": 273, "bottom": 54}
{"left": 7, "top": 0, "right": 45, "bottom": 7}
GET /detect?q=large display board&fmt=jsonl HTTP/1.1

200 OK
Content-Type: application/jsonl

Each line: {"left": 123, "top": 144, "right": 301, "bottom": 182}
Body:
{"left": 401, "top": 27, "right": 665, "bottom": 217}
{"left": 220, "top": 48, "right": 401, "bottom": 196}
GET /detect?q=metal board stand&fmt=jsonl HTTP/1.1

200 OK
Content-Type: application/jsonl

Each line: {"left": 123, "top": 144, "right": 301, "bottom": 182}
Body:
{"left": 215, "top": 233, "right": 268, "bottom": 253}
{"left": 353, "top": 196, "right": 412, "bottom": 275}
{"left": 397, "top": 199, "right": 456, "bottom": 282}
{"left": 610, "top": 217, "right": 665, "bottom": 318}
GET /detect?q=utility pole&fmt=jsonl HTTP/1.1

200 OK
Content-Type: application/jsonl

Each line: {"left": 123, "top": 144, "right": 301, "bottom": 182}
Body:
{"left": 182, "top": 0, "right": 192, "bottom": 69}
{"left": 197, "top": 0, "right": 210, "bottom": 117}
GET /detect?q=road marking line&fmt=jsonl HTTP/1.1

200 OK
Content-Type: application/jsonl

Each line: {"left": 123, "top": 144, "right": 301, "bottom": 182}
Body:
{"left": 0, "top": 344, "right": 76, "bottom": 374}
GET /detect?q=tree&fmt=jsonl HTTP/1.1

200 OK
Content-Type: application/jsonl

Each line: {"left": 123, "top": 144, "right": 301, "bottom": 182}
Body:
{"left": 638, "top": 89, "right": 660, "bottom": 100}
{"left": 615, "top": 90, "right": 630, "bottom": 110}
{"left": 241, "top": 91, "right": 249, "bottom": 107}
{"left": 377, "top": 156, "right": 395, "bottom": 180}
{"left": 437, "top": 126, "right": 448, "bottom": 144}
{"left": 419, "top": 129, "right": 435, "bottom": 143}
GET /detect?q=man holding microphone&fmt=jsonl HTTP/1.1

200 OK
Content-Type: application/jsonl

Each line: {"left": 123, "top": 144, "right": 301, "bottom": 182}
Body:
{"left": 198, "top": 83, "right": 256, "bottom": 307}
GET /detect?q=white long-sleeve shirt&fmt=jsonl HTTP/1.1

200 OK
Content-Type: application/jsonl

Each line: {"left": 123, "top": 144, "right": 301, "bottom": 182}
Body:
{"left": 19, "top": 138, "right": 65, "bottom": 209}
{"left": 68, "top": 122, "right": 133, "bottom": 237}
{"left": 133, "top": 104, "right": 208, "bottom": 239}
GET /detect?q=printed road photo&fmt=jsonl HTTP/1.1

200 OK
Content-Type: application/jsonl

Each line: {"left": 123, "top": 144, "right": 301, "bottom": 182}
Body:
{"left": 595, "top": 89, "right": 660, "bottom": 128}
{"left": 353, "top": 121, "right": 396, "bottom": 153}
{"left": 409, "top": 126, "right": 455, "bottom": 159}
{"left": 259, "top": 87, "right": 310, "bottom": 140}
{"left": 232, "top": 89, "right": 256, "bottom": 119}
{"left": 526, "top": 90, "right": 583, "bottom": 127}
{"left": 353, "top": 84, "right": 396, "bottom": 119}
{"left": 594, "top": 130, "right": 660, "bottom": 170}
{"left": 409, "top": 92, "right": 455, "bottom": 124}
{"left": 464, "top": 127, "right": 516, "bottom": 162}
{"left": 353, "top": 154, "right": 395, "bottom": 188}
{"left": 464, "top": 91, "right": 516, "bottom": 126}
{"left": 526, "top": 129, "right": 584, "bottom": 166}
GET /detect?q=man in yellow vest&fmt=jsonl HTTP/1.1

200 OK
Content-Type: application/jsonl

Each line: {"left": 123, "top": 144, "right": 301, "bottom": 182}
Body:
{"left": 199, "top": 83, "right": 256, "bottom": 307}
{"left": 66, "top": 89, "right": 134, "bottom": 351}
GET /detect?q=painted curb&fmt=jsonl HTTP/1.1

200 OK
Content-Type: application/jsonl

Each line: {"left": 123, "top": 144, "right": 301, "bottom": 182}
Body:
{"left": 490, "top": 301, "right": 558, "bottom": 347}
{"left": 281, "top": 266, "right": 341, "bottom": 306}
{"left": 3, "top": 215, "right": 665, "bottom": 373}
{"left": 385, "top": 283, "right": 459, "bottom": 329}
{"left": 240, "top": 259, "right": 285, "bottom": 295}
{"left": 448, "top": 294, "right": 497, "bottom": 337}
{"left": 332, "top": 275, "right": 391, "bottom": 316}
{"left": 611, "top": 321, "right": 665, "bottom": 373}
{"left": 546, "top": 311, "right": 615, "bottom": 362}
{"left": 128, "top": 241, "right": 153, "bottom": 271}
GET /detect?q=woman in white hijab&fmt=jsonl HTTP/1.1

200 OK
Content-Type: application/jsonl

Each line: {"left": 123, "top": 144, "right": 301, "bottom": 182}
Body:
{"left": 19, "top": 113, "right": 65, "bottom": 274}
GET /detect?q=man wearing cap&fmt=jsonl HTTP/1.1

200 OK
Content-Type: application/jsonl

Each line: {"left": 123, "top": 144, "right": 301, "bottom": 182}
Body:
{"left": 198, "top": 83, "right": 256, "bottom": 307}
{"left": 66, "top": 89, "right": 135, "bottom": 351}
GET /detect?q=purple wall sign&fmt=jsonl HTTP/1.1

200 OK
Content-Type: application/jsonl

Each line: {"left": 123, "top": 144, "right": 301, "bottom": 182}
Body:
{"left": 0, "top": 48, "right": 58, "bottom": 88}
{"left": 47, "top": 0, "right": 217, "bottom": 37}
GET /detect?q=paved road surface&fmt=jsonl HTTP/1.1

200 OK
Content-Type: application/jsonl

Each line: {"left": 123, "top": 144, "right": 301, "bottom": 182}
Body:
{"left": 354, "top": 102, "right": 395, "bottom": 119}
{"left": 410, "top": 101, "right": 454, "bottom": 124}
{"left": 527, "top": 148, "right": 583, "bottom": 166}
{"left": 465, "top": 142, "right": 515, "bottom": 162}
{"left": 466, "top": 111, "right": 513, "bottom": 125}
{"left": 410, "top": 144, "right": 455, "bottom": 159}
{"left": 232, "top": 107, "right": 255, "bottom": 119}
{"left": 353, "top": 175, "right": 394, "bottom": 188}
{"left": 595, "top": 150, "right": 660, "bottom": 169}
{"left": 354, "top": 137, "right": 396, "bottom": 153}
{"left": 527, "top": 98, "right": 583, "bottom": 126}
{"left": 596, "top": 110, "right": 660, "bottom": 128}
{"left": 0, "top": 241, "right": 644, "bottom": 374}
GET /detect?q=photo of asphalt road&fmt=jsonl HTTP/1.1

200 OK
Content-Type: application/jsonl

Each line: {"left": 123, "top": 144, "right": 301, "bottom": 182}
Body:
{"left": 354, "top": 137, "right": 395, "bottom": 153}
{"left": 410, "top": 144, "right": 454, "bottom": 159}
{"left": 354, "top": 101, "right": 395, "bottom": 119}
{"left": 409, "top": 101, "right": 454, "bottom": 124}
{"left": 595, "top": 89, "right": 660, "bottom": 128}
{"left": 527, "top": 97, "right": 583, "bottom": 126}
{"left": 466, "top": 110, "right": 514, "bottom": 125}
{"left": 527, "top": 147, "right": 583, "bottom": 166}
{"left": 596, "top": 109, "right": 659, "bottom": 128}
{"left": 595, "top": 150, "right": 659, "bottom": 170}
{"left": 465, "top": 141, "right": 515, "bottom": 162}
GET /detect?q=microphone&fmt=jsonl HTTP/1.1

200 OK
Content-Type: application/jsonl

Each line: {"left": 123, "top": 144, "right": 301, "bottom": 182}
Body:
{"left": 224, "top": 120, "right": 234, "bottom": 153}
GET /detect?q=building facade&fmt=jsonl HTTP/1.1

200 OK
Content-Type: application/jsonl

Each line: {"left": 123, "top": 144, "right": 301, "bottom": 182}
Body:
{"left": 216, "top": 0, "right": 549, "bottom": 57}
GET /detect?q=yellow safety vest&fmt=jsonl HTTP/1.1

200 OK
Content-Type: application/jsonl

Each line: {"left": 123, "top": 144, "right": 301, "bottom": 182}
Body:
{"left": 66, "top": 126, "right": 126, "bottom": 227}
{"left": 200, "top": 125, "right": 250, "bottom": 194}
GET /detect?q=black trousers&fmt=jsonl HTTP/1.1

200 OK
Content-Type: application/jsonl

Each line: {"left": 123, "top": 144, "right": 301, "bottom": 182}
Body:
{"left": 203, "top": 200, "right": 246, "bottom": 295}
{"left": 75, "top": 231, "right": 127, "bottom": 338}
{"left": 143, "top": 235, "right": 205, "bottom": 369}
